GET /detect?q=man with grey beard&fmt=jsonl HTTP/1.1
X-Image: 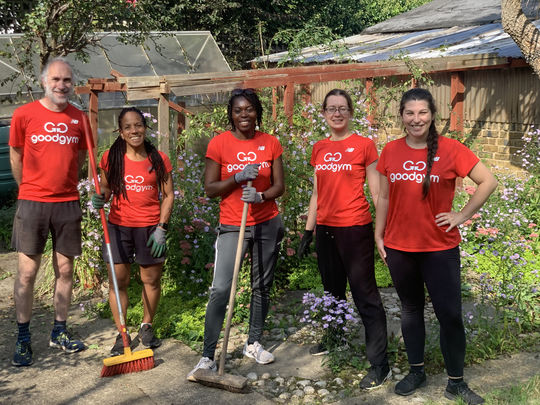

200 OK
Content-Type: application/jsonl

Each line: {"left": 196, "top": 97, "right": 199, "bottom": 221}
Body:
{"left": 9, "top": 58, "right": 90, "bottom": 366}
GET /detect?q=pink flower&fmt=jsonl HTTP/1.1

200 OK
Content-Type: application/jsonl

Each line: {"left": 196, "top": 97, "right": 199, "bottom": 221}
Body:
{"left": 184, "top": 225, "right": 194, "bottom": 233}
{"left": 205, "top": 262, "right": 214, "bottom": 269}
{"left": 472, "top": 214, "right": 481, "bottom": 219}
{"left": 528, "top": 223, "right": 537, "bottom": 228}
{"left": 463, "top": 220, "right": 473, "bottom": 227}
{"left": 286, "top": 248, "right": 295, "bottom": 256}
{"left": 530, "top": 233, "right": 539, "bottom": 238}
{"left": 181, "top": 257, "right": 191, "bottom": 265}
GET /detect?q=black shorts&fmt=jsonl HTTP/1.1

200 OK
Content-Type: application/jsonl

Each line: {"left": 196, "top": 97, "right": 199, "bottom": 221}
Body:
{"left": 11, "top": 199, "right": 82, "bottom": 256}
{"left": 103, "top": 222, "right": 165, "bottom": 266}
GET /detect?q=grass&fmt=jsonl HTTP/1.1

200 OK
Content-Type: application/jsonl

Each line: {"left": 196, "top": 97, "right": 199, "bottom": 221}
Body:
{"left": 483, "top": 375, "right": 540, "bottom": 405}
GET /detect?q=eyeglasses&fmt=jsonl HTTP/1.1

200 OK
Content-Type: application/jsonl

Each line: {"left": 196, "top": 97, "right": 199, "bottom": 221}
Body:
{"left": 324, "top": 106, "right": 350, "bottom": 114}
{"left": 231, "top": 88, "right": 256, "bottom": 96}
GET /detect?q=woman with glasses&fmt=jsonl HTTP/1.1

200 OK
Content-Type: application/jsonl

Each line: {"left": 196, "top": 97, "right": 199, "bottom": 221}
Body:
{"left": 188, "top": 88, "right": 285, "bottom": 380}
{"left": 297, "top": 88, "right": 390, "bottom": 390}
{"left": 376, "top": 88, "right": 496, "bottom": 404}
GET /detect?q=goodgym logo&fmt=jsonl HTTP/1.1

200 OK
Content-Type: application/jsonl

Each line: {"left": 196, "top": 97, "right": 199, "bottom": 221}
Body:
{"left": 227, "top": 151, "right": 270, "bottom": 172}
{"left": 316, "top": 151, "right": 351, "bottom": 172}
{"left": 389, "top": 160, "right": 440, "bottom": 184}
{"left": 125, "top": 174, "right": 153, "bottom": 192}
{"left": 31, "top": 122, "right": 80, "bottom": 145}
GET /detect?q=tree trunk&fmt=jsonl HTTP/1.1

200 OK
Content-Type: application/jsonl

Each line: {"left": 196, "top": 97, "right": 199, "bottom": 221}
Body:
{"left": 501, "top": 0, "right": 540, "bottom": 77}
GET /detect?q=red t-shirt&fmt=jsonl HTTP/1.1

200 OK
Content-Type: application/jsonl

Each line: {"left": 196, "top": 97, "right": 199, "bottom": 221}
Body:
{"left": 9, "top": 101, "right": 90, "bottom": 202}
{"left": 376, "top": 136, "right": 479, "bottom": 252}
{"left": 311, "top": 134, "right": 378, "bottom": 227}
{"left": 206, "top": 130, "right": 282, "bottom": 226}
{"left": 100, "top": 150, "right": 173, "bottom": 227}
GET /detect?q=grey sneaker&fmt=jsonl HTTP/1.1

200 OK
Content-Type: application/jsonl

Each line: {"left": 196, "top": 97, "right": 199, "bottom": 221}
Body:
{"left": 243, "top": 341, "right": 274, "bottom": 364}
{"left": 187, "top": 356, "right": 217, "bottom": 382}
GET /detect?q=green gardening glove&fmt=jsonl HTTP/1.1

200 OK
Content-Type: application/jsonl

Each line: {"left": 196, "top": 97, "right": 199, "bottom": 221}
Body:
{"left": 91, "top": 193, "right": 106, "bottom": 209}
{"left": 146, "top": 226, "right": 167, "bottom": 258}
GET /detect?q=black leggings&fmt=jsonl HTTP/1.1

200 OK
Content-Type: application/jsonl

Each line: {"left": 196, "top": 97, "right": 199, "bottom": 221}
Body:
{"left": 316, "top": 223, "right": 388, "bottom": 367}
{"left": 385, "top": 246, "right": 465, "bottom": 377}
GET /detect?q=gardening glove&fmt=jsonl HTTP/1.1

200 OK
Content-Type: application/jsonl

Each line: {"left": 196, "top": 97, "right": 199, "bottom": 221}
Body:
{"left": 241, "top": 186, "right": 263, "bottom": 204}
{"left": 234, "top": 163, "right": 259, "bottom": 183}
{"left": 297, "top": 229, "right": 314, "bottom": 258}
{"left": 146, "top": 226, "right": 167, "bottom": 258}
{"left": 91, "top": 193, "right": 106, "bottom": 209}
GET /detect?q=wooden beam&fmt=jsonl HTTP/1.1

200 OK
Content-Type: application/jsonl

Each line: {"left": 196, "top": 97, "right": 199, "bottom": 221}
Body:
{"left": 450, "top": 71, "right": 465, "bottom": 134}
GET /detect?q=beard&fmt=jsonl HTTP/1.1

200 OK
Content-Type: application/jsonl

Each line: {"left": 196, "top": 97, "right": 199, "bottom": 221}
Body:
{"left": 44, "top": 84, "right": 73, "bottom": 105}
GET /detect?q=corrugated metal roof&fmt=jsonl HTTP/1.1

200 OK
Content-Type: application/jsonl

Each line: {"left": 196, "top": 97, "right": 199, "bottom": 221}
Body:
{"left": 363, "top": 0, "right": 539, "bottom": 33}
{"left": 259, "top": 20, "right": 540, "bottom": 64}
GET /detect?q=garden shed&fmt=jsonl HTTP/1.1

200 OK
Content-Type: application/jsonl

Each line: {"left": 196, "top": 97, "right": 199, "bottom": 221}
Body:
{"left": 256, "top": 0, "right": 540, "bottom": 172}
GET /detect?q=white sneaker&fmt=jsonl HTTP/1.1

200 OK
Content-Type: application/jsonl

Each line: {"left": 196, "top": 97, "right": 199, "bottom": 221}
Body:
{"left": 187, "top": 356, "right": 217, "bottom": 381}
{"left": 243, "top": 341, "right": 274, "bottom": 364}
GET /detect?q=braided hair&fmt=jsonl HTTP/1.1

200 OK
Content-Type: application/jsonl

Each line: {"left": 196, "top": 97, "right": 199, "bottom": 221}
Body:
{"left": 106, "top": 107, "right": 167, "bottom": 200}
{"left": 399, "top": 88, "right": 438, "bottom": 199}
{"left": 227, "top": 88, "right": 263, "bottom": 131}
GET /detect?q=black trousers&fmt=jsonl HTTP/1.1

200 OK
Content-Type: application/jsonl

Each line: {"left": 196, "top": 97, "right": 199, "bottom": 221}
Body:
{"left": 316, "top": 223, "right": 388, "bottom": 367}
{"left": 385, "top": 246, "right": 465, "bottom": 377}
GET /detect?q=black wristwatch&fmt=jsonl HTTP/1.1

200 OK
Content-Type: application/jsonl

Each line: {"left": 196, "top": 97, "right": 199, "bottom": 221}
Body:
{"left": 157, "top": 222, "right": 168, "bottom": 230}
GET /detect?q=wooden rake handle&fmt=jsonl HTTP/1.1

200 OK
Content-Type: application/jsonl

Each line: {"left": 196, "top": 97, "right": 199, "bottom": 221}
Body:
{"left": 218, "top": 180, "right": 252, "bottom": 375}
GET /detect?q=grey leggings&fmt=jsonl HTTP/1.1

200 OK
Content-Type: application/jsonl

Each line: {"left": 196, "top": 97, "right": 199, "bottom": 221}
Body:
{"left": 202, "top": 214, "right": 284, "bottom": 359}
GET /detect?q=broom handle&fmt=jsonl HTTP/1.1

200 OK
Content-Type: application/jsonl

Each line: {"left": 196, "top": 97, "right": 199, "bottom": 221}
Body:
{"left": 218, "top": 180, "right": 251, "bottom": 375}
{"left": 83, "top": 118, "right": 130, "bottom": 349}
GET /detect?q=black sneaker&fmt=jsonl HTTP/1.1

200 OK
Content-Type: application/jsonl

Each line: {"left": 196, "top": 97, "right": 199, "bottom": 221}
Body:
{"left": 12, "top": 340, "right": 33, "bottom": 366}
{"left": 110, "top": 332, "right": 132, "bottom": 356}
{"left": 444, "top": 380, "right": 485, "bottom": 404}
{"left": 395, "top": 370, "right": 427, "bottom": 395}
{"left": 138, "top": 324, "right": 161, "bottom": 348}
{"left": 49, "top": 330, "right": 85, "bottom": 353}
{"left": 309, "top": 342, "right": 328, "bottom": 356}
{"left": 359, "top": 364, "right": 391, "bottom": 390}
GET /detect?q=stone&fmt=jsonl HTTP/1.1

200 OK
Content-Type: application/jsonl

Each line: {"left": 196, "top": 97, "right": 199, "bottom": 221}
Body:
{"left": 304, "top": 386, "right": 315, "bottom": 395}
{"left": 246, "top": 372, "right": 258, "bottom": 381}
{"left": 392, "top": 367, "right": 401, "bottom": 374}
{"left": 318, "top": 388, "right": 330, "bottom": 396}
{"left": 333, "top": 377, "right": 344, "bottom": 386}
{"left": 292, "top": 389, "right": 305, "bottom": 398}
{"left": 287, "top": 327, "right": 298, "bottom": 335}
{"left": 275, "top": 377, "right": 285, "bottom": 385}
{"left": 297, "top": 379, "right": 311, "bottom": 387}
{"left": 261, "top": 372, "right": 271, "bottom": 380}
{"left": 314, "top": 380, "right": 327, "bottom": 388}
{"left": 395, "top": 374, "right": 405, "bottom": 381}
{"left": 278, "top": 392, "right": 290, "bottom": 400}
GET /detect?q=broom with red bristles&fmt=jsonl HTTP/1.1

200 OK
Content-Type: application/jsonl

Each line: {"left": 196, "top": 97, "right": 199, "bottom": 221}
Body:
{"left": 83, "top": 118, "right": 155, "bottom": 377}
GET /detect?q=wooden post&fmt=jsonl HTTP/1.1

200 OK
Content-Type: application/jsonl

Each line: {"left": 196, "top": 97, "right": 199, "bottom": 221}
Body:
{"left": 450, "top": 71, "right": 465, "bottom": 134}
{"left": 283, "top": 82, "right": 294, "bottom": 125}
{"left": 158, "top": 82, "right": 170, "bottom": 153}
{"left": 88, "top": 90, "right": 99, "bottom": 179}
{"left": 272, "top": 87, "right": 278, "bottom": 121}
{"left": 365, "top": 78, "right": 376, "bottom": 125}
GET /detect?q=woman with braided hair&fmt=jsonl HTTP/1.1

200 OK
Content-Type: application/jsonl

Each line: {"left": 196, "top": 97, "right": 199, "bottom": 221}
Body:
{"left": 375, "top": 88, "right": 497, "bottom": 404}
{"left": 92, "top": 106, "right": 174, "bottom": 355}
